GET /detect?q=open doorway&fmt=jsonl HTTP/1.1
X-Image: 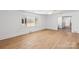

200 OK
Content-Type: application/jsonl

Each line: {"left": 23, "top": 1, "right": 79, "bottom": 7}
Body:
{"left": 58, "top": 16, "right": 72, "bottom": 32}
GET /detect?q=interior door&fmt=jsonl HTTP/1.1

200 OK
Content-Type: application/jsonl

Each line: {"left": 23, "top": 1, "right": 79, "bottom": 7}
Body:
{"left": 62, "top": 16, "right": 72, "bottom": 32}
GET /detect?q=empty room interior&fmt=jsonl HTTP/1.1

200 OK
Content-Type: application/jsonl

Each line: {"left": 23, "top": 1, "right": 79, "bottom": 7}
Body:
{"left": 0, "top": 10, "right": 79, "bottom": 49}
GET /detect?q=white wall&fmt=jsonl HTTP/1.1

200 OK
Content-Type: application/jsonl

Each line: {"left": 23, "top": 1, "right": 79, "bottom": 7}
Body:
{"left": 46, "top": 11, "right": 79, "bottom": 33}
{"left": 45, "top": 14, "right": 58, "bottom": 30}
{"left": 1, "top": 10, "right": 79, "bottom": 40}
{"left": 0, "top": 10, "right": 45, "bottom": 40}
{"left": 58, "top": 16, "right": 62, "bottom": 28}
{"left": 61, "top": 12, "right": 79, "bottom": 33}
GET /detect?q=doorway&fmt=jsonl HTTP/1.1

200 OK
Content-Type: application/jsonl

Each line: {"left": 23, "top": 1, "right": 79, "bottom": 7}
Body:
{"left": 58, "top": 16, "right": 72, "bottom": 32}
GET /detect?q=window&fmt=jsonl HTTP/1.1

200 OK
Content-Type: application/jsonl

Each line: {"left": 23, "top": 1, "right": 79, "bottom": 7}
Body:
{"left": 26, "top": 17, "right": 37, "bottom": 27}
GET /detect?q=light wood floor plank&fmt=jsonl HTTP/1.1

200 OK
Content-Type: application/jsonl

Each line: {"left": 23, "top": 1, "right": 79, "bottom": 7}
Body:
{"left": 0, "top": 29, "right": 79, "bottom": 49}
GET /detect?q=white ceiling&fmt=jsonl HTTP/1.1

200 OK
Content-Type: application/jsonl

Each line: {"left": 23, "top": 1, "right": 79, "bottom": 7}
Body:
{"left": 23, "top": 10, "right": 78, "bottom": 15}
{"left": 25, "top": 10, "right": 61, "bottom": 14}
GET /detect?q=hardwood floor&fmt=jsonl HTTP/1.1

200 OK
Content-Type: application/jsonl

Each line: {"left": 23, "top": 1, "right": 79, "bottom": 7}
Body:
{"left": 0, "top": 29, "right": 79, "bottom": 49}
